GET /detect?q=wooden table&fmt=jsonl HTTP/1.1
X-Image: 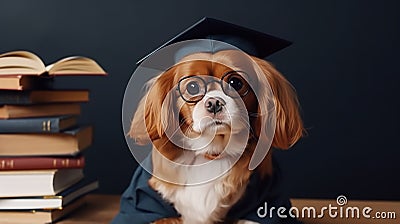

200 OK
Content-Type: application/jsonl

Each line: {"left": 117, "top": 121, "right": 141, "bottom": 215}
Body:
{"left": 59, "top": 195, "right": 399, "bottom": 224}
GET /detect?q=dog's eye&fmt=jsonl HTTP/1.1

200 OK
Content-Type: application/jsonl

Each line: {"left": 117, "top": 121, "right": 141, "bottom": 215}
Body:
{"left": 228, "top": 77, "right": 244, "bottom": 91}
{"left": 186, "top": 81, "right": 200, "bottom": 95}
{"left": 178, "top": 76, "right": 206, "bottom": 102}
{"left": 222, "top": 72, "right": 249, "bottom": 97}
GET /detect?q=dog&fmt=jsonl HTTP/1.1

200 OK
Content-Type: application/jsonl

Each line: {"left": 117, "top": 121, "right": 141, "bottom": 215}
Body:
{"left": 128, "top": 50, "right": 304, "bottom": 224}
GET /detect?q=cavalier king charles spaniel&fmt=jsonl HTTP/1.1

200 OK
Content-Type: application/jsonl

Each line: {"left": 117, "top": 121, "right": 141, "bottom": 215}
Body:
{"left": 128, "top": 50, "right": 304, "bottom": 224}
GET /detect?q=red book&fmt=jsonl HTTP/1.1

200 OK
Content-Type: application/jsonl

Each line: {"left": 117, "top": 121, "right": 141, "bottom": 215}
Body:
{"left": 0, "top": 156, "right": 84, "bottom": 171}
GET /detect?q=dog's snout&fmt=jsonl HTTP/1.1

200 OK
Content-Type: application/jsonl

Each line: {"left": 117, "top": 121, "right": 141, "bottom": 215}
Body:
{"left": 205, "top": 97, "right": 225, "bottom": 114}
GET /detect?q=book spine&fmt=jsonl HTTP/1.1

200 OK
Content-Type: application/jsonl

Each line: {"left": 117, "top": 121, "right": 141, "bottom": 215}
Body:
{"left": 0, "top": 156, "right": 85, "bottom": 171}
{"left": 0, "top": 117, "right": 61, "bottom": 133}
{"left": 0, "top": 91, "right": 30, "bottom": 104}
{"left": 23, "top": 76, "right": 54, "bottom": 90}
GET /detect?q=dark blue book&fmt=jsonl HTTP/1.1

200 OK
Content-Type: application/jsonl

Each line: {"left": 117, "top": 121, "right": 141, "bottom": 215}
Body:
{"left": 0, "top": 89, "right": 89, "bottom": 105}
{"left": 0, "top": 116, "right": 77, "bottom": 133}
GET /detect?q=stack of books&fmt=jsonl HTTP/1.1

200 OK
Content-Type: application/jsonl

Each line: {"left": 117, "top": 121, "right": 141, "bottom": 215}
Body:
{"left": 0, "top": 50, "right": 106, "bottom": 223}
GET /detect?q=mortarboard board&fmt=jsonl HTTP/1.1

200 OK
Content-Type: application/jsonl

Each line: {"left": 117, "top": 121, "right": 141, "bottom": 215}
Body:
{"left": 137, "top": 17, "right": 291, "bottom": 65}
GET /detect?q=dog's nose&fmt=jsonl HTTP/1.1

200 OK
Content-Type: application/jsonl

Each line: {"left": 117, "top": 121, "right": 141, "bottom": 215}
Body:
{"left": 205, "top": 97, "right": 225, "bottom": 114}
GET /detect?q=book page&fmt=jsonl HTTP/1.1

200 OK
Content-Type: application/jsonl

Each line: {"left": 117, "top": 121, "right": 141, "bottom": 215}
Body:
{"left": 0, "top": 51, "right": 46, "bottom": 75}
{"left": 46, "top": 56, "right": 106, "bottom": 75}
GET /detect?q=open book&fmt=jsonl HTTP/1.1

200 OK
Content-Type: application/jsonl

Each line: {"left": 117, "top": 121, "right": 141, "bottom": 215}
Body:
{"left": 0, "top": 51, "right": 107, "bottom": 76}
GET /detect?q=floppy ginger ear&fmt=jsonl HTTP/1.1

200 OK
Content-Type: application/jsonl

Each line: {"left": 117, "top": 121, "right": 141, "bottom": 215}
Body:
{"left": 129, "top": 95, "right": 151, "bottom": 145}
{"left": 129, "top": 71, "right": 177, "bottom": 145}
{"left": 252, "top": 56, "right": 304, "bottom": 149}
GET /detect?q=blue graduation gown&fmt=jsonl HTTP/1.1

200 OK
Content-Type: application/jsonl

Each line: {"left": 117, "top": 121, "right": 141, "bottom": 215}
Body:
{"left": 111, "top": 154, "right": 301, "bottom": 224}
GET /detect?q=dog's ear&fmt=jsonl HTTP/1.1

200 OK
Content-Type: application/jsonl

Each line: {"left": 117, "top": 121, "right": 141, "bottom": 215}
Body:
{"left": 129, "top": 70, "right": 177, "bottom": 145}
{"left": 129, "top": 95, "right": 151, "bottom": 145}
{"left": 252, "top": 57, "right": 304, "bottom": 150}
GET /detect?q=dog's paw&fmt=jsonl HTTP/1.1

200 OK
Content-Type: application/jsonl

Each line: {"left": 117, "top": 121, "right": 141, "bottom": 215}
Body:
{"left": 236, "top": 220, "right": 260, "bottom": 224}
{"left": 151, "top": 217, "right": 183, "bottom": 224}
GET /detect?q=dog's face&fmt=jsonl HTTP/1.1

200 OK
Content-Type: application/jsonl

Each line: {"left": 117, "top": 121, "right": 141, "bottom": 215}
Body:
{"left": 173, "top": 59, "right": 259, "bottom": 159}
{"left": 130, "top": 50, "right": 303, "bottom": 172}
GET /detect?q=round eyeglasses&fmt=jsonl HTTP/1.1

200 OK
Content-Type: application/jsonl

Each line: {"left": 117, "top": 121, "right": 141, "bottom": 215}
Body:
{"left": 177, "top": 71, "right": 250, "bottom": 103}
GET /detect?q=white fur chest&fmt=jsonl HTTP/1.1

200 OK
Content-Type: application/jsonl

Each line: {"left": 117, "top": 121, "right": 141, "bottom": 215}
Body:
{"left": 153, "top": 155, "right": 238, "bottom": 224}
{"left": 172, "top": 178, "right": 226, "bottom": 224}
{"left": 152, "top": 133, "right": 248, "bottom": 223}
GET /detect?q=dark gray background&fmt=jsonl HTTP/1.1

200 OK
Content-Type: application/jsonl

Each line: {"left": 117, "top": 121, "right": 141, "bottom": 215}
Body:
{"left": 0, "top": 0, "right": 399, "bottom": 200}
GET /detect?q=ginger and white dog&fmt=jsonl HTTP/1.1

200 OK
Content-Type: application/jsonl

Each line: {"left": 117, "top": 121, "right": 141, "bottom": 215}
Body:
{"left": 129, "top": 50, "right": 303, "bottom": 224}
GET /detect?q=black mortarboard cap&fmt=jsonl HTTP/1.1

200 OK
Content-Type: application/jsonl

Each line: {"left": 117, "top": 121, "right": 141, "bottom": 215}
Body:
{"left": 137, "top": 17, "right": 291, "bottom": 65}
